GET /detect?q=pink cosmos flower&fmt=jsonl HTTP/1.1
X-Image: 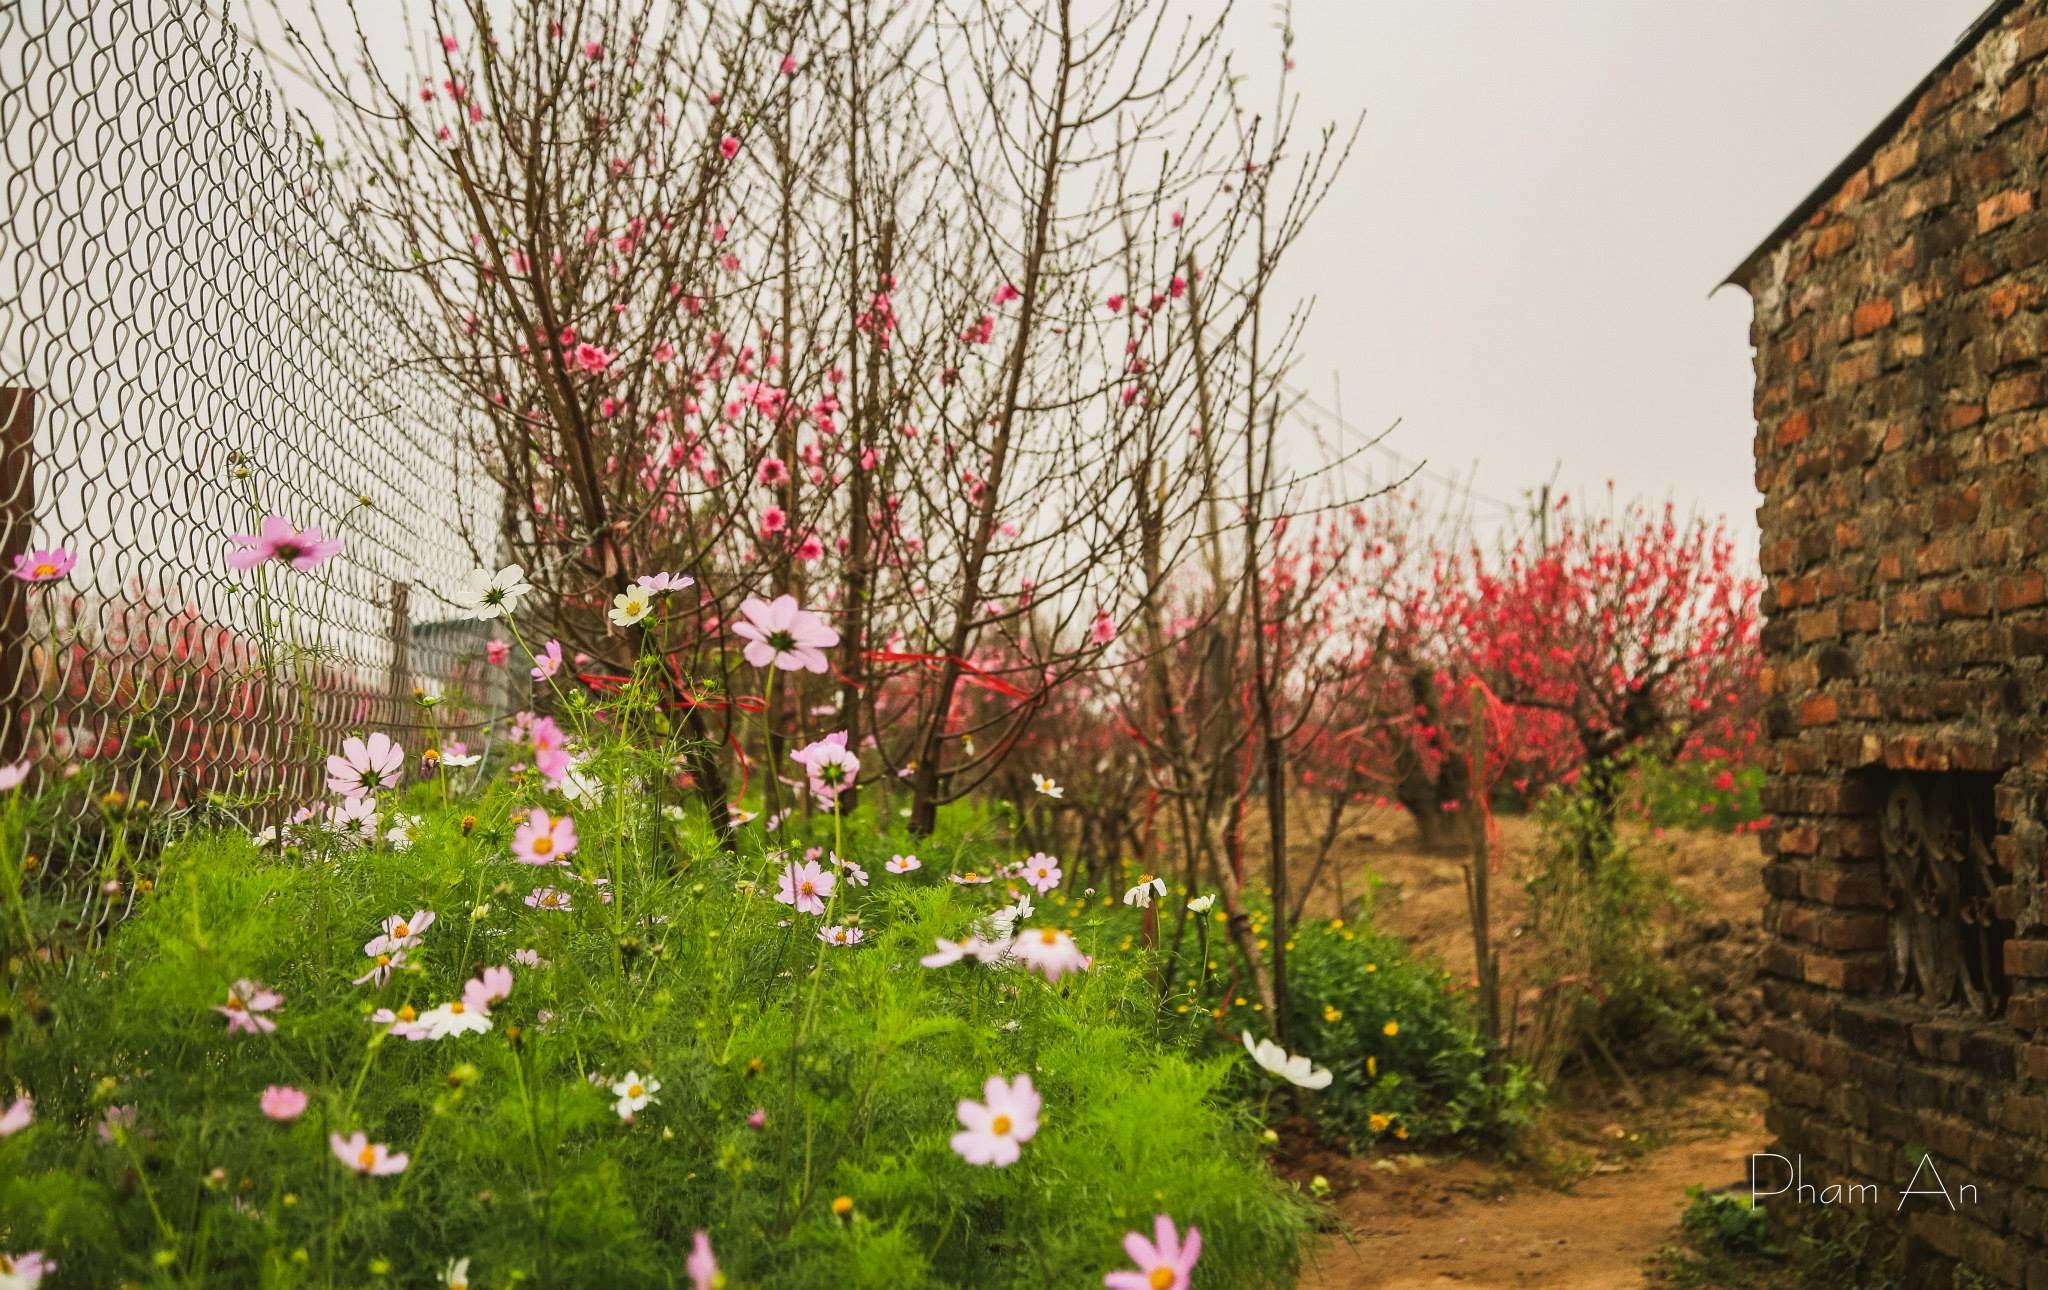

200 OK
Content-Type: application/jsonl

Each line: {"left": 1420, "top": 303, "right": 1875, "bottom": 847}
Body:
{"left": 1103, "top": 1215, "right": 1202, "bottom": 1290}
{"left": 260, "top": 1085, "right": 309, "bottom": 1122}
{"left": 1011, "top": 927, "right": 1092, "bottom": 983}
{"left": 951, "top": 1073, "right": 1041, "bottom": 1167}
{"left": 0, "top": 759, "right": 29, "bottom": 792}
{"left": 370, "top": 1005, "right": 431, "bottom": 1040}
{"left": 513, "top": 809, "right": 578, "bottom": 865}
{"left": 922, "top": 936, "right": 1005, "bottom": 967}
{"left": 530, "top": 716, "right": 572, "bottom": 783}
{"left": 635, "top": 571, "right": 695, "bottom": 594}
{"left": 352, "top": 947, "right": 407, "bottom": 987}
{"left": 688, "top": 1231, "right": 718, "bottom": 1290}
{"left": 525, "top": 886, "right": 573, "bottom": 912}
{"left": 227, "top": 515, "right": 343, "bottom": 572}
{"left": 791, "top": 732, "right": 860, "bottom": 802}
{"left": 329, "top": 794, "right": 378, "bottom": 840}
{"left": 97, "top": 1104, "right": 138, "bottom": 1144}
{"left": 486, "top": 639, "right": 510, "bottom": 666}
{"left": 885, "top": 854, "right": 921, "bottom": 874}
{"left": 364, "top": 909, "right": 435, "bottom": 956}
{"left": 464, "top": 965, "right": 514, "bottom": 1012}
{"left": 0, "top": 1095, "right": 31, "bottom": 1136}
{"left": 0, "top": 1251, "right": 52, "bottom": 1285}
{"left": 326, "top": 732, "right": 404, "bottom": 797}
{"left": 817, "top": 924, "right": 864, "bottom": 946}
{"left": 216, "top": 979, "right": 282, "bottom": 1034}
{"left": 10, "top": 548, "right": 75, "bottom": 583}
{"left": 529, "top": 639, "right": 563, "bottom": 680}
{"left": 330, "top": 1131, "right": 408, "bottom": 1176}
{"left": 775, "top": 859, "right": 834, "bottom": 916}
{"left": 732, "top": 594, "right": 839, "bottom": 672}
{"left": 1021, "top": 853, "right": 1063, "bottom": 894}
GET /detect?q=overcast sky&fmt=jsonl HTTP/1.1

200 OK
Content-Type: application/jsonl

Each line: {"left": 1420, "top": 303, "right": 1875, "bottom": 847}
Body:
{"left": 1250, "top": 0, "right": 1989, "bottom": 551}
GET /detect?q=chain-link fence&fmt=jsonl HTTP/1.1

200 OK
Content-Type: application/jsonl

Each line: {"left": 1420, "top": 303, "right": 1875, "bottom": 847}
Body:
{"left": 1, "top": 1, "right": 498, "bottom": 896}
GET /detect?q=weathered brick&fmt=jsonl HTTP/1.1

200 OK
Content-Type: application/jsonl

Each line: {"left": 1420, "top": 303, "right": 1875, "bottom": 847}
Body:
{"left": 1980, "top": 187, "right": 2036, "bottom": 233}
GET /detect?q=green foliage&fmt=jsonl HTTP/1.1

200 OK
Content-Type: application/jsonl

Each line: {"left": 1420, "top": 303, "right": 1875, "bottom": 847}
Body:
{"left": 1273, "top": 916, "right": 1536, "bottom": 1145}
{"left": 0, "top": 782, "right": 1308, "bottom": 1288}
{"left": 1678, "top": 1187, "right": 1771, "bottom": 1256}
{"left": 1652, "top": 1191, "right": 1901, "bottom": 1290}
{"left": 1520, "top": 780, "right": 1716, "bottom": 1080}
{"left": 1631, "top": 758, "right": 1765, "bottom": 833}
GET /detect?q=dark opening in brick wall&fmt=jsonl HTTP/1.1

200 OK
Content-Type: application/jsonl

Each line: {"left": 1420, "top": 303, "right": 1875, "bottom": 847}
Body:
{"left": 1874, "top": 770, "right": 2009, "bottom": 1017}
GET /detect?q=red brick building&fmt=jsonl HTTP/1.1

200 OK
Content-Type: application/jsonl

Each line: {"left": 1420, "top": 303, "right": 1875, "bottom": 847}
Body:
{"left": 1730, "top": 1, "right": 2048, "bottom": 1282}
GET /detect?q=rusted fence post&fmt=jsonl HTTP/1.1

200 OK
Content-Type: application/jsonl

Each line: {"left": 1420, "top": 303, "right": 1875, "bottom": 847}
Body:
{"left": 0, "top": 389, "right": 33, "bottom": 765}
{"left": 386, "top": 579, "right": 412, "bottom": 734}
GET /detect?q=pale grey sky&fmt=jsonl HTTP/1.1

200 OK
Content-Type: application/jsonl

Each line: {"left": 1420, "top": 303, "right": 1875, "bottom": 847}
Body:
{"left": 1254, "top": 0, "right": 1990, "bottom": 550}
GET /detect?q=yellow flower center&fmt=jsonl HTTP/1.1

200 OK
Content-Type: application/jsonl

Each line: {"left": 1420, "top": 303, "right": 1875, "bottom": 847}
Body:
{"left": 450, "top": 1001, "right": 466, "bottom": 1014}
{"left": 31, "top": 562, "right": 56, "bottom": 577}
{"left": 1150, "top": 1268, "right": 1175, "bottom": 1289}
{"left": 358, "top": 1146, "right": 378, "bottom": 1170}
{"left": 532, "top": 836, "right": 553, "bottom": 855}
{"left": 991, "top": 1114, "right": 1012, "bottom": 1136}
{"left": 1039, "top": 929, "right": 1059, "bottom": 945}
{"left": 799, "top": 881, "right": 815, "bottom": 896}
{"left": 393, "top": 922, "right": 410, "bottom": 938}
{"left": 377, "top": 954, "right": 392, "bottom": 967}
{"left": 225, "top": 995, "right": 246, "bottom": 1011}
{"left": 398, "top": 1006, "right": 417, "bottom": 1022}
{"left": 627, "top": 1083, "right": 644, "bottom": 1098}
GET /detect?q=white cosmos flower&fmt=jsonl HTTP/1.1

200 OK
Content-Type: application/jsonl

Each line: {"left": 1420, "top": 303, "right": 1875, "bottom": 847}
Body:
{"left": 439, "top": 1257, "right": 472, "bottom": 1290}
{"left": 609, "top": 589, "right": 653, "bottom": 626}
{"left": 611, "top": 1071, "right": 661, "bottom": 1119}
{"left": 416, "top": 998, "right": 492, "bottom": 1040}
{"left": 561, "top": 761, "right": 603, "bottom": 803}
{"left": 1122, "top": 875, "right": 1167, "bottom": 909}
{"left": 440, "top": 752, "right": 482, "bottom": 768}
{"left": 1031, "top": 773, "right": 1063, "bottom": 799}
{"left": 984, "top": 894, "right": 1033, "bottom": 941}
{"left": 1187, "top": 893, "right": 1216, "bottom": 913}
{"left": 461, "top": 565, "right": 532, "bottom": 620}
{"left": 1242, "top": 1032, "right": 1333, "bottom": 1090}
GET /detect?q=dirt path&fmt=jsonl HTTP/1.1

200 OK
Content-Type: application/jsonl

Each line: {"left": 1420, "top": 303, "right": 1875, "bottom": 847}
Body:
{"left": 1268, "top": 806, "right": 1774, "bottom": 1289}
{"left": 1301, "top": 1081, "right": 1768, "bottom": 1289}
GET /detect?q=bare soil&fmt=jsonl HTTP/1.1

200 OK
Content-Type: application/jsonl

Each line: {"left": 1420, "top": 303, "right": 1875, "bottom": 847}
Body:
{"left": 1278, "top": 806, "right": 1773, "bottom": 1289}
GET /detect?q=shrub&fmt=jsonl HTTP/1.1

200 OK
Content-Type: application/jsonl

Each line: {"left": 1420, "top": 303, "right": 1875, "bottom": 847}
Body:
{"left": 1266, "top": 914, "right": 1535, "bottom": 1145}
{"left": 0, "top": 782, "right": 1308, "bottom": 1288}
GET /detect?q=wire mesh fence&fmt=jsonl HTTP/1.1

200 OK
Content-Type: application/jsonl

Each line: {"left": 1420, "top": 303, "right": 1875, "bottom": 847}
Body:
{"left": 1, "top": 1, "right": 497, "bottom": 905}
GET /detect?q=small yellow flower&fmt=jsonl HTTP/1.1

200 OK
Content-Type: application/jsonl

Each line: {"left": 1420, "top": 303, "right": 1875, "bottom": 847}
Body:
{"left": 1367, "top": 1056, "right": 1378, "bottom": 1078}
{"left": 1323, "top": 1005, "right": 1343, "bottom": 1024}
{"left": 1368, "top": 1113, "right": 1392, "bottom": 1133}
{"left": 1382, "top": 1021, "right": 1400, "bottom": 1038}
{"left": 1394, "top": 1125, "right": 1409, "bottom": 1140}
{"left": 831, "top": 1195, "right": 854, "bottom": 1217}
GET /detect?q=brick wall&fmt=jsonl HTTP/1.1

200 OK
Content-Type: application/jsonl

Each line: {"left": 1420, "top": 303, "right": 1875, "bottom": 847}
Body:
{"left": 1739, "top": 3, "right": 2048, "bottom": 1284}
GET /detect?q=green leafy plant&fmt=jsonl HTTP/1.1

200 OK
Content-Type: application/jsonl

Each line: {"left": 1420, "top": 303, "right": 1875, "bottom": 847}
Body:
{"left": 0, "top": 776, "right": 1309, "bottom": 1288}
